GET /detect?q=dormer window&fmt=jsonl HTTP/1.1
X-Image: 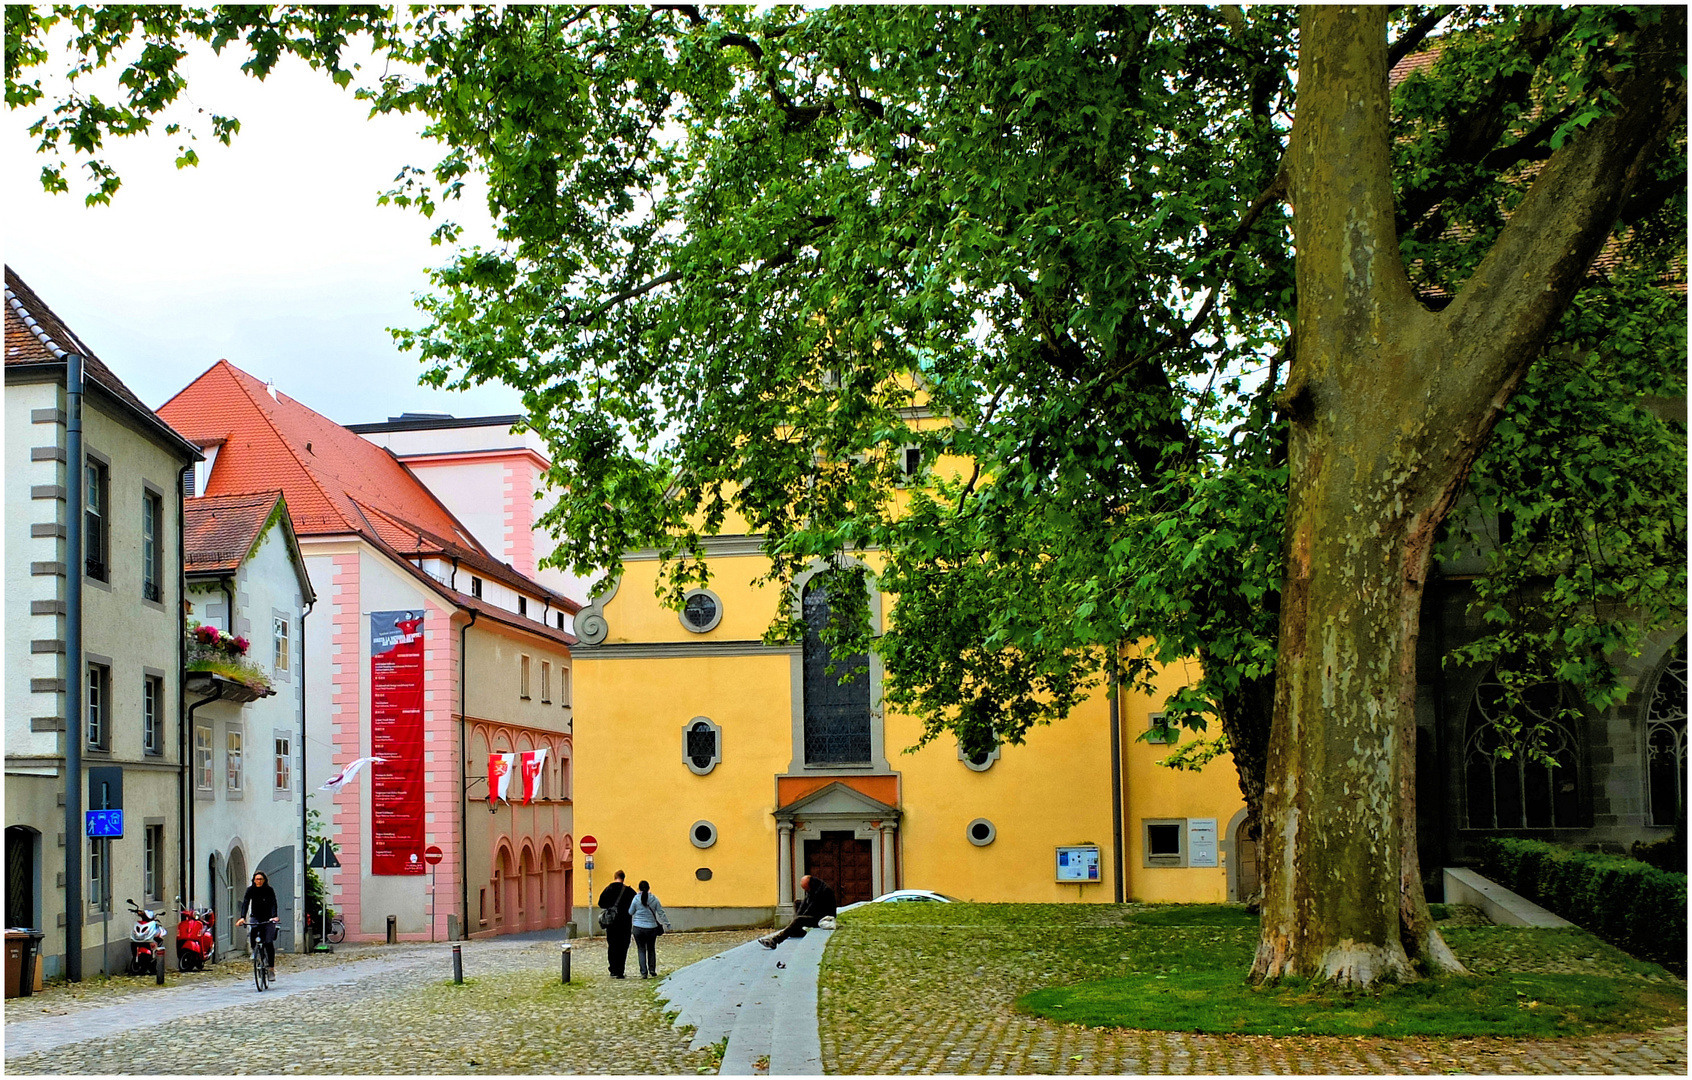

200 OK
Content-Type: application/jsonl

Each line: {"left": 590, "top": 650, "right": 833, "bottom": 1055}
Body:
{"left": 518, "top": 596, "right": 528, "bottom": 617}
{"left": 471, "top": 576, "right": 483, "bottom": 599}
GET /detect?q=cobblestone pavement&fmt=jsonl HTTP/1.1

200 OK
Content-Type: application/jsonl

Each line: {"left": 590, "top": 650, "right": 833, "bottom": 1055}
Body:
{"left": 4, "top": 941, "right": 395, "bottom": 1023}
{"left": 7, "top": 930, "right": 758, "bottom": 1074}
{"left": 820, "top": 909, "right": 1688, "bottom": 1075}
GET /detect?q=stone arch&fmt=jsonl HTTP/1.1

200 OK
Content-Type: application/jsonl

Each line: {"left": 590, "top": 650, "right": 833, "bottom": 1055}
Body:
{"left": 492, "top": 841, "right": 516, "bottom": 924}
{"left": 1221, "top": 807, "right": 1259, "bottom": 903}
{"left": 1642, "top": 636, "right": 1688, "bottom": 827}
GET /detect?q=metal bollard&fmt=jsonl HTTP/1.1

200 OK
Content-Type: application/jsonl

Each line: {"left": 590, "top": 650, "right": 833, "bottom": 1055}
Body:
{"left": 560, "top": 943, "right": 572, "bottom": 984}
{"left": 386, "top": 915, "right": 397, "bottom": 945}
{"left": 452, "top": 943, "right": 463, "bottom": 984}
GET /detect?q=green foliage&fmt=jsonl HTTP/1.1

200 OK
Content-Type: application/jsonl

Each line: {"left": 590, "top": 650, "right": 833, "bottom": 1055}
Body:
{"left": 7, "top": 5, "right": 1683, "bottom": 785}
{"left": 1478, "top": 837, "right": 1688, "bottom": 973}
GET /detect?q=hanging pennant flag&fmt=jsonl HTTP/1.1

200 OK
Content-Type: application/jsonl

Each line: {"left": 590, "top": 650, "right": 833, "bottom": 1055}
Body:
{"left": 488, "top": 753, "right": 517, "bottom": 804}
{"left": 519, "top": 748, "right": 549, "bottom": 805}
{"left": 320, "top": 756, "right": 384, "bottom": 794}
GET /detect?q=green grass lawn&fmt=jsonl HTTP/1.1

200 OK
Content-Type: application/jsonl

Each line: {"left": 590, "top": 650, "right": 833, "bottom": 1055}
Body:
{"left": 830, "top": 902, "right": 1685, "bottom": 1040}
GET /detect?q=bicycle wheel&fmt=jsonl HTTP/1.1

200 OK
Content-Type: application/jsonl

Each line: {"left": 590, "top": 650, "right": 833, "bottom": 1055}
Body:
{"left": 253, "top": 946, "right": 267, "bottom": 992}
{"left": 326, "top": 917, "right": 345, "bottom": 944}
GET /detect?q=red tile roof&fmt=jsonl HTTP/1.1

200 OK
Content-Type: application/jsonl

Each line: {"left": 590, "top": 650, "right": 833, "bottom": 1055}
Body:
{"left": 158, "top": 359, "right": 576, "bottom": 612}
{"left": 184, "top": 490, "right": 284, "bottom": 573}
{"left": 5, "top": 266, "right": 200, "bottom": 460}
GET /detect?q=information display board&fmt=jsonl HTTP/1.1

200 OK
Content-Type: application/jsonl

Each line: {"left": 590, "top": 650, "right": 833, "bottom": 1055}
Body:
{"left": 1055, "top": 845, "right": 1101, "bottom": 883}
{"left": 1187, "top": 818, "right": 1219, "bottom": 868}
{"left": 371, "top": 610, "right": 427, "bottom": 874}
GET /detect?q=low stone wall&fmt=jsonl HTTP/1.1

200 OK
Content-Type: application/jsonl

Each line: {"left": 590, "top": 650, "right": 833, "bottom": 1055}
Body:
{"left": 1442, "top": 867, "right": 1574, "bottom": 928}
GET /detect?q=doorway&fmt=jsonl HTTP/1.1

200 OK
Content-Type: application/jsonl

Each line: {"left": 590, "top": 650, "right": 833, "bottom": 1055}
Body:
{"left": 803, "top": 831, "right": 874, "bottom": 906}
{"left": 1233, "top": 817, "right": 1260, "bottom": 901}
{"left": 5, "top": 827, "right": 38, "bottom": 928}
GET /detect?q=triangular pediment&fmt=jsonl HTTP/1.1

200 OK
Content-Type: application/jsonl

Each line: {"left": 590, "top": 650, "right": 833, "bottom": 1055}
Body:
{"left": 775, "top": 780, "right": 898, "bottom": 819}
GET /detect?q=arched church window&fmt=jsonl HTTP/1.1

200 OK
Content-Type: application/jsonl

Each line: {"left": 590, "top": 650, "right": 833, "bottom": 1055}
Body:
{"left": 1646, "top": 639, "right": 1687, "bottom": 827}
{"left": 802, "top": 578, "right": 871, "bottom": 765}
{"left": 1464, "top": 671, "right": 1582, "bottom": 829}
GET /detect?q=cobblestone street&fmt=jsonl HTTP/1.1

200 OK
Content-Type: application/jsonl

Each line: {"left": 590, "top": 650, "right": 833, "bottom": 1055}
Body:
{"left": 6, "top": 931, "right": 758, "bottom": 1074}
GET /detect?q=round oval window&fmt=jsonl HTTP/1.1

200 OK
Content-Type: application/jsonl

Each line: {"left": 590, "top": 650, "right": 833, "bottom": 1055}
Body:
{"left": 683, "top": 593, "right": 718, "bottom": 630}
{"left": 691, "top": 820, "right": 717, "bottom": 849}
{"left": 967, "top": 818, "right": 996, "bottom": 846}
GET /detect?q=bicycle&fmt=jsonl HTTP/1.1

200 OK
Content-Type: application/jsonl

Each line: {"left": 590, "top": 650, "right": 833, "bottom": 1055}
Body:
{"left": 309, "top": 909, "right": 346, "bottom": 945}
{"left": 240, "top": 917, "right": 279, "bottom": 992}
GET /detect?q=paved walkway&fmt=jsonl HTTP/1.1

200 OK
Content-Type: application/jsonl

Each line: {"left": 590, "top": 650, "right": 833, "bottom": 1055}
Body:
{"left": 4, "top": 933, "right": 554, "bottom": 1061}
{"left": 658, "top": 929, "right": 831, "bottom": 1075}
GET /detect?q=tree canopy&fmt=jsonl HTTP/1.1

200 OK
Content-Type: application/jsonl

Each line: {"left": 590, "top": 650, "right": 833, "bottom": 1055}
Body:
{"left": 9, "top": 3, "right": 1685, "bottom": 984}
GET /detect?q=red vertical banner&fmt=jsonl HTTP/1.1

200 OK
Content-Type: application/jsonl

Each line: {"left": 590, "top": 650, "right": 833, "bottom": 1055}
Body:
{"left": 371, "top": 610, "right": 426, "bottom": 875}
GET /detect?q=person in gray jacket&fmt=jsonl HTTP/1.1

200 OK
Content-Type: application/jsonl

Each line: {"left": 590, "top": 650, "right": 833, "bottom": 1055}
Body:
{"left": 629, "top": 879, "right": 672, "bottom": 978}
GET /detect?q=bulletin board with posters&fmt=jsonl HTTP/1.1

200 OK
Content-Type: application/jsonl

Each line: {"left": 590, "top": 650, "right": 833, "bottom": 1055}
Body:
{"left": 1055, "top": 845, "right": 1101, "bottom": 883}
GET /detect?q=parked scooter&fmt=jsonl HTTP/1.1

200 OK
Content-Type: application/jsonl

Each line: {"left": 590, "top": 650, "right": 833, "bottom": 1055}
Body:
{"left": 126, "top": 899, "right": 168, "bottom": 977}
{"left": 174, "top": 898, "right": 217, "bottom": 971}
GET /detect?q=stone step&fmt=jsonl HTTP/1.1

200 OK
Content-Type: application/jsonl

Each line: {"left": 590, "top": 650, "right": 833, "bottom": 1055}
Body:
{"left": 658, "top": 929, "right": 831, "bottom": 1075}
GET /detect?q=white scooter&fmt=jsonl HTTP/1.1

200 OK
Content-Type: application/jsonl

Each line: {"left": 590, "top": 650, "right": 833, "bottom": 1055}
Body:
{"left": 125, "top": 899, "right": 168, "bottom": 978}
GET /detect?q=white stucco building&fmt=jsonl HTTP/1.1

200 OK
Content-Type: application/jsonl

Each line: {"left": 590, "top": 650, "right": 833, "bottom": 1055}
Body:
{"left": 183, "top": 490, "right": 315, "bottom": 956}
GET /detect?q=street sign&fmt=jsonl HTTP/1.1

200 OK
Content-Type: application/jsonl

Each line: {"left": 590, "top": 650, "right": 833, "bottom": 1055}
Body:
{"left": 85, "top": 809, "right": 123, "bottom": 839}
{"left": 578, "top": 835, "right": 598, "bottom": 855}
{"left": 424, "top": 845, "right": 444, "bottom": 866}
{"left": 584, "top": 856, "right": 594, "bottom": 871}
{"left": 309, "top": 842, "right": 341, "bottom": 868}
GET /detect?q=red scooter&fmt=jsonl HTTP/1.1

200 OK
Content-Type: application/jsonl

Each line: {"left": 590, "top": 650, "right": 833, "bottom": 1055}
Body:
{"left": 174, "top": 898, "right": 217, "bottom": 971}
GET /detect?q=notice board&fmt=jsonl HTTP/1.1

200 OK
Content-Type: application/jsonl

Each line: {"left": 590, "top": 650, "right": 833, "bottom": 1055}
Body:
{"left": 1055, "top": 845, "right": 1101, "bottom": 883}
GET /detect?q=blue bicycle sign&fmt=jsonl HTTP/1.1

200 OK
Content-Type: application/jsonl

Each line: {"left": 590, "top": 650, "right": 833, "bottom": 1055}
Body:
{"left": 85, "top": 809, "right": 124, "bottom": 838}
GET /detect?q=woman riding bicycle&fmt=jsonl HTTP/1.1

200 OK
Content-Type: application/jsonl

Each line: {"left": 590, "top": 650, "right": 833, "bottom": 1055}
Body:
{"left": 235, "top": 871, "right": 280, "bottom": 980}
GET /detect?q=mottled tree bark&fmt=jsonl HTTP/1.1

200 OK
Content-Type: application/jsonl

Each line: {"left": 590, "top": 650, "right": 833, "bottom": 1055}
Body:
{"left": 1252, "top": 4, "right": 1683, "bottom": 987}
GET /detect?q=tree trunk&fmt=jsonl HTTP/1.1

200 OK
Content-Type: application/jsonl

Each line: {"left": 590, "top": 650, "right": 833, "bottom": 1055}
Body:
{"left": 1252, "top": 4, "right": 1682, "bottom": 988}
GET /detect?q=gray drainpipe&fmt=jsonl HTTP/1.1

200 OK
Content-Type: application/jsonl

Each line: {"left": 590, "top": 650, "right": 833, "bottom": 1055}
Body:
{"left": 177, "top": 465, "right": 192, "bottom": 918}
{"left": 459, "top": 607, "right": 477, "bottom": 940}
{"left": 298, "top": 597, "right": 313, "bottom": 952}
{"left": 185, "top": 683, "right": 226, "bottom": 911}
{"left": 1109, "top": 652, "right": 1125, "bottom": 905}
{"left": 220, "top": 577, "right": 236, "bottom": 635}
{"left": 63, "top": 353, "right": 84, "bottom": 981}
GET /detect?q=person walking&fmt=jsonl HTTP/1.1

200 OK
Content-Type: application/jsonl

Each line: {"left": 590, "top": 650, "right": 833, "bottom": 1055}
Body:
{"left": 629, "top": 879, "right": 672, "bottom": 978}
{"left": 760, "top": 874, "right": 836, "bottom": 949}
{"left": 597, "top": 870, "right": 637, "bottom": 979}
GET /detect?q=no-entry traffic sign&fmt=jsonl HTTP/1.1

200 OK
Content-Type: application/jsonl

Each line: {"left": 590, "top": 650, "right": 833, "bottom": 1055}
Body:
{"left": 423, "top": 845, "right": 444, "bottom": 866}
{"left": 578, "top": 835, "right": 598, "bottom": 855}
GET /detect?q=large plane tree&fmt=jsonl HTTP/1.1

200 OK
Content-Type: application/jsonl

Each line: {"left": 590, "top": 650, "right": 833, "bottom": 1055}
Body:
{"left": 9, "top": 4, "right": 1684, "bottom": 985}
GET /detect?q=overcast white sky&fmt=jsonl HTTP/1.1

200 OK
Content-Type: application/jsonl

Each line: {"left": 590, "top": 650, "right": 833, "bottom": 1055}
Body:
{"left": 4, "top": 36, "right": 523, "bottom": 425}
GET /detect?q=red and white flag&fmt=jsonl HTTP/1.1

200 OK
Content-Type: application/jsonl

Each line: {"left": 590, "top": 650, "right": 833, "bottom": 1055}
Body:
{"left": 320, "top": 756, "right": 384, "bottom": 794}
{"left": 488, "top": 753, "right": 517, "bottom": 804}
{"left": 519, "top": 748, "right": 548, "bottom": 805}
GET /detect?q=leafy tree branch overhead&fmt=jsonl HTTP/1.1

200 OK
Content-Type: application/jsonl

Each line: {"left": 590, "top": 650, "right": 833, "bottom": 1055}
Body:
{"left": 10, "top": 4, "right": 1683, "bottom": 987}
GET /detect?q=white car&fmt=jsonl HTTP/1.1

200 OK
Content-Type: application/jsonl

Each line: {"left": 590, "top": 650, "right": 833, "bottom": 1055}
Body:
{"left": 839, "top": 889, "right": 961, "bottom": 912}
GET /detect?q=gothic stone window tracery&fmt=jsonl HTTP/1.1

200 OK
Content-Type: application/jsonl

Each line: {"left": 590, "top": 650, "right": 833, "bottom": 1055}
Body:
{"left": 1646, "top": 639, "right": 1687, "bottom": 827}
{"left": 1464, "top": 671, "right": 1582, "bottom": 830}
{"left": 802, "top": 578, "right": 871, "bottom": 766}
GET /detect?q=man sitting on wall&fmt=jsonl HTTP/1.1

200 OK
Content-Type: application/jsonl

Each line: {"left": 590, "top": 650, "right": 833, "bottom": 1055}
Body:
{"left": 760, "top": 875, "right": 837, "bottom": 949}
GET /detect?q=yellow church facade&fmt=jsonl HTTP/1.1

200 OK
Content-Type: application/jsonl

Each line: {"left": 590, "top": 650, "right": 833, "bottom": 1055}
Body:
{"left": 569, "top": 539, "right": 1251, "bottom": 929}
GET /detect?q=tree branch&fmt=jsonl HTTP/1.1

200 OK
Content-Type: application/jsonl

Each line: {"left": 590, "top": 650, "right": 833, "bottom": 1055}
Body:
{"left": 1386, "top": 6, "right": 1453, "bottom": 71}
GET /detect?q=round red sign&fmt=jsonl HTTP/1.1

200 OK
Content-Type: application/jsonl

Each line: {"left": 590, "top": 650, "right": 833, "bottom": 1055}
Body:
{"left": 578, "top": 835, "right": 599, "bottom": 855}
{"left": 423, "top": 845, "right": 445, "bottom": 866}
